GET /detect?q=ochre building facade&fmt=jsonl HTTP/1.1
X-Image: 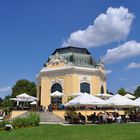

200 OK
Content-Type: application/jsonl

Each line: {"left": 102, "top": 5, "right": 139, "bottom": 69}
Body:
{"left": 37, "top": 47, "right": 107, "bottom": 108}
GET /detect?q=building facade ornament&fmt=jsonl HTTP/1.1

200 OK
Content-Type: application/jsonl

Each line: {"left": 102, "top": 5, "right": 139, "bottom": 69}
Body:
{"left": 47, "top": 52, "right": 68, "bottom": 66}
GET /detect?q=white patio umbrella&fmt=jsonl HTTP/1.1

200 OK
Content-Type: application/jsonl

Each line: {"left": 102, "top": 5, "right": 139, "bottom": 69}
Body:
{"left": 124, "top": 94, "right": 136, "bottom": 99}
{"left": 10, "top": 97, "right": 34, "bottom": 102}
{"left": 17, "top": 93, "right": 38, "bottom": 101}
{"left": 50, "top": 91, "right": 64, "bottom": 97}
{"left": 30, "top": 101, "right": 37, "bottom": 105}
{"left": 65, "top": 93, "right": 106, "bottom": 107}
{"left": 68, "top": 92, "right": 83, "bottom": 97}
{"left": 105, "top": 94, "right": 138, "bottom": 108}
{"left": 10, "top": 93, "right": 38, "bottom": 107}
{"left": 96, "top": 93, "right": 113, "bottom": 100}
{"left": 10, "top": 97, "right": 35, "bottom": 106}
{"left": 134, "top": 97, "right": 140, "bottom": 106}
{"left": 10, "top": 98, "right": 18, "bottom": 101}
{"left": 10, "top": 98, "right": 20, "bottom": 106}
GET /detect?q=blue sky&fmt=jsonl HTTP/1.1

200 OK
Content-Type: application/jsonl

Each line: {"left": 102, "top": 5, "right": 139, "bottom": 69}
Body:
{"left": 0, "top": 0, "right": 140, "bottom": 98}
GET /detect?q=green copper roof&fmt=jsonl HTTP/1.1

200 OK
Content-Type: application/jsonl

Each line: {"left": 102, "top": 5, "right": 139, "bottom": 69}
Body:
{"left": 52, "top": 46, "right": 91, "bottom": 55}
{"left": 46, "top": 46, "right": 99, "bottom": 68}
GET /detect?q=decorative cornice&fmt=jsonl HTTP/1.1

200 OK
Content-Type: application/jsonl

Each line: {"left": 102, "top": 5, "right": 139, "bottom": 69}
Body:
{"left": 37, "top": 65, "right": 106, "bottom": 81}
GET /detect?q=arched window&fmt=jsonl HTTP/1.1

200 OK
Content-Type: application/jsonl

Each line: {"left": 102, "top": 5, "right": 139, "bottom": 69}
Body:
{"left": 101, "top": 85, "right": 104, "bottom": 94}
{"left": 51, "top": 83, "right": 62, "bottom": 105}
{"left": 51, "top": 83, "right": 62, "bottom": 93}
{"left": 80, "top": 82, "right": 90, "bottom": 94}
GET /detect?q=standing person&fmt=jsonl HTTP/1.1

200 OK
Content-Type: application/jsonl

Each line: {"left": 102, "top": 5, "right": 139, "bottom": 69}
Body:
{"left": 48, "top": 104, "right": 52, "bottom": 112}
{"left": 92, "top": 112, "right": 96, "bottom": 123}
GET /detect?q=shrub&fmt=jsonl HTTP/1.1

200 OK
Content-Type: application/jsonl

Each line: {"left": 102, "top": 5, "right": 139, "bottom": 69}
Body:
{"left": 0, "top": 120, "right": 11, "bottom": 131}
{"left": 0, "top": 121, "right": 6, "bottom": 131}
{"left": 13, "top": 118, "right": 27, "bottom": 128}
{"left": 12, "top": 113, "right": 40, "bottom": 128}
{"left": 28, "top": 113, "right": 40, "bottom": 127}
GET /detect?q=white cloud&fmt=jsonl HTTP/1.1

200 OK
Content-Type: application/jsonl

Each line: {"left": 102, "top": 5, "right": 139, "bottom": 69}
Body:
{"left": 0, "top": 86, "right": 12, "bottom": 93}
{"left": 105, "top": 69, "right": 112, "bottom": 74}
{"left": 62, "top": 6, "right": 134, "bottom": 48}
{"left": 125, "top": 62, "right": 140, "bottom": 70}
{"left": 120, "top": 78, "right": 126, "bottom": 81}
{"left": 103, "top": 40, "right": 140, "bottom": 64}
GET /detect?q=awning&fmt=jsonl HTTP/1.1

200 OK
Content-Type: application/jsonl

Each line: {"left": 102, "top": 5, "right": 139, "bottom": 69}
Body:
{"left": 50, "top": 91, "right": 64, "bottom": 97}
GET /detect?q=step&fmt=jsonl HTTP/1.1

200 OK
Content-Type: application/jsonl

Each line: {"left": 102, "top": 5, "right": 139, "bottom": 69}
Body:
{"left": 38, "top": 112, "right": 66, "bottom": 123}
{"left": 10, "top": 111, "right": 66, "bottom": 123}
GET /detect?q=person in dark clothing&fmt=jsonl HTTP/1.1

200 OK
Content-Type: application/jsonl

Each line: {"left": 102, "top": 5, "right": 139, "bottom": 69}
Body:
{"left": 48, "top": 104, "right": 52, "bottom": 112}
{"left": 78, "top": 112, "right": 86, "bottom": 124}
{"left": 91, "top": 112, "right": 97, "bottom": 123}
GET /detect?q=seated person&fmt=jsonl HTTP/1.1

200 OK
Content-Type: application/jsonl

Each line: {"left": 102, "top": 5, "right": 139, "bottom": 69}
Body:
{"left": 107, "top": 112, "right": 114, "bottom": 123}
{"left": 59, "top": 104, "right": 64, "bottom": 110}
{"left": 98, "top": 112, "right": 103, "bottom": 124}
{"left": 91, "top": 112, "right": 97, "bottom": 123}
{"left": 78, "top": 112, "right": 86, "bottom": 124}
{"left": 64, "top": 113, "right": 70, "bottom": 121}
{"left": 116, "top": 116, "right": 122, "bottom": 123}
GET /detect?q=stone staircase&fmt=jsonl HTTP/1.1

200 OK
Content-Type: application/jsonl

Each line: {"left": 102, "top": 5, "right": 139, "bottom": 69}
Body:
{"left": 10, "top": 111, "right": 66, "bottom": 124}
{"left": 38, "top": 112, "right": 65, "bottom": 123}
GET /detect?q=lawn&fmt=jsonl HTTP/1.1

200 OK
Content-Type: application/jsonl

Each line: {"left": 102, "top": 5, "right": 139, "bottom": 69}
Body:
{"left": 0, "top": 123, "right": 140, "bottom": 140}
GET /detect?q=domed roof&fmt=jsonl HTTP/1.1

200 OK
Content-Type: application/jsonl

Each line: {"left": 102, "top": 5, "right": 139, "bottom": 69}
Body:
{"left": 52, "top": 46, "right": 91, "bottom": 55}
{"left": 46, "top": 46, "right": 98, "bottom": 68}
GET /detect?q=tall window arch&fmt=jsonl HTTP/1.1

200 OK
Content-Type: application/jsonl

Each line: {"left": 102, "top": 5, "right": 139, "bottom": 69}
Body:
{"left": 101, "top": 85, "right": 104, "bottom": 94}
{"left": 80, "top": 82, "right": 90, "bottom": 94}
{"left": 51, "top": 83, "right": 62, "bottom": 93}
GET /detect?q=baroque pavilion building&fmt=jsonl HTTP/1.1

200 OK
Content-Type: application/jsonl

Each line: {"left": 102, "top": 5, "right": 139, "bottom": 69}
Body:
{"left": 37, "top": 46, "right": 107, "bottom": 108}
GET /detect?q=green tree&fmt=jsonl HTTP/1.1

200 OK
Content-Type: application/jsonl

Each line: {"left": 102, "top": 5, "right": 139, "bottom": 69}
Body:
{"left": 2, "top": 95, "right": 13, "bottom": 108}
{"left": 0, "top": 97, "right": 3, "bottom": 107}
{"left": 2, "top": 95, "right": 14, "bottom": 115}
{"left": 134, "top": 85, "right": 140, "bottom": 97}
{"left": 67, "top": 96, "right": 74, "bottom": 102}
{"left": 118, "top": 88, "right": 126, "bottom": 96}
{"left": 11, "top": 79, "right": 37, "bottom": 97}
